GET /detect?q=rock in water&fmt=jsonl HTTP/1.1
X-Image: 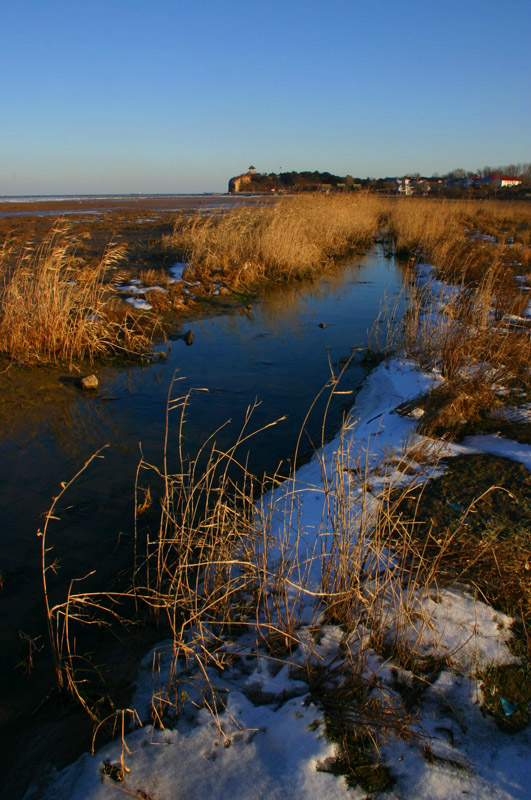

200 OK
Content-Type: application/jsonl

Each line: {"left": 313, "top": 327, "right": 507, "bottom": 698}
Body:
{"left": 184, "top": 330, "right": 194, "bottom": 346}
{"left": 319, "top": 322, "right": 327, "bottom": 328}
{"left": 79, "top": 374, "right": 98, "bottom": 390}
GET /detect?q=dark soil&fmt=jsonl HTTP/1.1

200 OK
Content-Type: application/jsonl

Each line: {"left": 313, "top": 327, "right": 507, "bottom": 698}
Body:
{"left": 392, "top": 453, "right": 531, "bottom": 649}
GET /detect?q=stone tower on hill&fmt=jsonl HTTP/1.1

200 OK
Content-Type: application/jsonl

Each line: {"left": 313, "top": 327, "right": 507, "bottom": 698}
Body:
{"left": 228, "top": 167, "right": 256, "bottom": 193}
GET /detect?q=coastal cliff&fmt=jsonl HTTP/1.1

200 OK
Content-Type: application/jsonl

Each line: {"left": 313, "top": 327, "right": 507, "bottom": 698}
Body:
{"left": 228, "top": 167, "right": 358, "bottom": 194}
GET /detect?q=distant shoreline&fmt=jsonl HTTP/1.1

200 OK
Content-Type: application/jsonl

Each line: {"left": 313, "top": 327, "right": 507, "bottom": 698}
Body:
{"left": 0, "top": 193, "right": 274, "bottom": 218}
{"left": 1, "top": 193, "right": 222, "bottom": 202}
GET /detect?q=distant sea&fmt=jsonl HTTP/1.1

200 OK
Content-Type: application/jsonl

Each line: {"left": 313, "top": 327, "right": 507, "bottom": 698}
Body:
{"left": 0, "top": 193, "right": 220, "bottom": 203}
{"left": 0, "top": 193, "right": 255, "bottom": 218}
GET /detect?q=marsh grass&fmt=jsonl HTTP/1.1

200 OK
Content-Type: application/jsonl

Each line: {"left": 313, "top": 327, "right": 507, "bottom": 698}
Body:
{"left": 382, "top": 197, "right": 531, "bottom": 275}
{"left": 397, "top": 243, "right": 531, "bottom": 439}
{"left": 164, "top": 193, "right": 382, "bottom": 287}
{"left": 0, "top": 224, "right": 157, "bottom": 364}
{"left": 3, "top": 195, "right": 530, "bottom": 365}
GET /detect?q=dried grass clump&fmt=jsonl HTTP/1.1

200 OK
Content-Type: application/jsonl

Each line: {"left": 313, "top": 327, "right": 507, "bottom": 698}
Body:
{"left": 396, "top": 240, "right": 531, "bottom": 438}
{"left": 0, "top": 224, "right": 156, "bottom": 365}
{"left": 165, "top": 193, "right": 382, "bottom": 287}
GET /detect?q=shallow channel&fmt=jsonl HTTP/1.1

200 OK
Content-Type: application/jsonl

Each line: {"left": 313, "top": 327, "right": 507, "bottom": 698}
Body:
{"left": 0, "top": 246, "right": 406, "bottom": 795}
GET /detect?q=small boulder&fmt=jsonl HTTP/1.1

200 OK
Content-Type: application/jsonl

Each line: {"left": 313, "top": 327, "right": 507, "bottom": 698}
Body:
{"left": 184, "top": 330, "right": 194, "bottom": 346}
{"left": 319, "top": 322, "right": 327, "bottom": 329}
{"left": 79, "top": 374, "right": 98, "bottom": 390}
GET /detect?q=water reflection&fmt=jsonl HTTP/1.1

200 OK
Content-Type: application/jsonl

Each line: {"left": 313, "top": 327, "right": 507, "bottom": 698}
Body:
{"left": 47, "top": 396, "right": 120, "bottom": 459}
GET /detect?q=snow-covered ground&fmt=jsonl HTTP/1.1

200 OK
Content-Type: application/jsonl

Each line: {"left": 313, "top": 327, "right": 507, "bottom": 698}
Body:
{"left": 28, "top": 266, "right": 531, "bottom": 800}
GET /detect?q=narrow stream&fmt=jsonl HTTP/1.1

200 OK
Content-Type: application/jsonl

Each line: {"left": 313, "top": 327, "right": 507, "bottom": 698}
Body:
{"left": 0, "top": 246, "right": 406, "bottom": 796}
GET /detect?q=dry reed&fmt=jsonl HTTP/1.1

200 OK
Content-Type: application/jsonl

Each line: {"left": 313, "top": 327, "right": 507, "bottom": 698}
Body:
{"left": 165, "top": 193, "right": 382, "bottom": 286}
{"left": 0, "top": 224, "right": 156, "bottom": 364}
{"left": 382, "top": 196, "right": 531, "bottom": 280}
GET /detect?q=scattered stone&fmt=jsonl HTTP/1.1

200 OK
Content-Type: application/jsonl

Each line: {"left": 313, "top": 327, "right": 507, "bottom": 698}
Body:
{"left": 319, "top": 322, "right": 327, "bottom": 328}
{"left": 78, "top": 374, "right": 98, "bottom": 390}
{"left": 184, "top": 330, "right": 194, "bottom": 346}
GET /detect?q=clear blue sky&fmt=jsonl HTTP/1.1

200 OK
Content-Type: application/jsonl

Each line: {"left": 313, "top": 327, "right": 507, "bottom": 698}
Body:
{"left": 1, "top": 0, "right": 529, "bottom": 194}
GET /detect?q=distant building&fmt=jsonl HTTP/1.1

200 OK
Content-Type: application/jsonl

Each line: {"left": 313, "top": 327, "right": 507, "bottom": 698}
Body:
{"left": 397, "top": 177, "right": 413, "bottom": 195}
{"left": 494, "top": 175, "right": 522, "bottom": 188}
{"left": 482, "top": 174, "right": 522, "bottom": 188}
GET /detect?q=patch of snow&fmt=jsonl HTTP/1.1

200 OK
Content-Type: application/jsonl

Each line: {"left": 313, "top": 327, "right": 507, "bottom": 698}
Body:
{"left": 469, "top": 232, "right": 498, "bottom": 243}
{"left": 143, "top": 286, "right": 168, "bottom": 293}
{"left": 125, "top": 297, "right": 152, "bottom": 311}
{"left": 410, "top": 588, "right": 517, "bottom": 670}
{"left": 38, "top": 694, "right": 348, "bottom": 800}
{"left": 490, "top": 406, "right": 531, "bottom": 424}
{"left": 460, "top": 433, "right": 531, "bottom": 471}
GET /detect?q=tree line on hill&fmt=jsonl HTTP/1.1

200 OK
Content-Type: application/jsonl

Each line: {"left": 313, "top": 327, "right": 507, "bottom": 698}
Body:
{"left": 229, "top": 163, "right": 531, "bottom": 198}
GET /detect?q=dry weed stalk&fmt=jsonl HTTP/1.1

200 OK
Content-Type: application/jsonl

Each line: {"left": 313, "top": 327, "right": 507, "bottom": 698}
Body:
{"left": 38, "top": 363, "right": 451, "bottom": 727}
{"left": 39, "top": 445, "right": 110, "bottom": 693}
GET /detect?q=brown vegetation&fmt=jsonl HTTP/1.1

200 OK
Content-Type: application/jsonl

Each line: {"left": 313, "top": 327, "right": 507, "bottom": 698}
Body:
{"left": 382, "top": 196, "right": 531, "bottom": 276}
{"left": 39, "top": 388, "right": 455, "bottom": 774}
{"left": 164, "top": 193, "right": 382, "bottom": 285}
{"left": 1, "top": 194, "right": 530, "bottom": 366}
{"left": 7, "top": 192, "right": 531, "bottom": 795}
{"left": 0, "top": 225, "right": 157, "bottom": 365}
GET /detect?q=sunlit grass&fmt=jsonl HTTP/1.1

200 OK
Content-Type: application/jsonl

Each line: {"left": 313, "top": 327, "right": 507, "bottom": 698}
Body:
{"left": 0, "top": 224, "right": 157, "bottom": 365}
{"left": 165, "top": 193, "right": 383, "bottom": 285}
